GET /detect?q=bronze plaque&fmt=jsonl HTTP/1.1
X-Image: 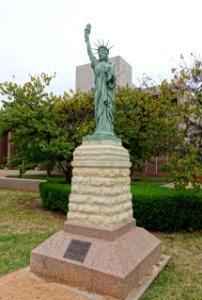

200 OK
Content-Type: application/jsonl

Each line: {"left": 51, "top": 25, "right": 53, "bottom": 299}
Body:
{"left": 63, "top": 239, "right": 91, "bottom": 262}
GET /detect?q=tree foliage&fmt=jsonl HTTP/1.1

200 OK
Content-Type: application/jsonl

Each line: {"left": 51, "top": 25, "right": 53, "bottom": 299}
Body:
{"left": 161, "top": 53, "right": 202, "bottom": 189}
{"left": 54, "top": 89, "right": 95, "bottom": 182}
{"left": 0, "top": 71, "right": 193, "bottom": 187}
{"left": 115, "top": 84, "right": 179, "bottom": 173}
{"left": 0, "top": 73, "right": 71, "bottom": 176}
{"left": 0, "top": 73, "right": 181, "bottom": 181}
{"left": 0, "top": 75, "right": 95, "bottom": 181}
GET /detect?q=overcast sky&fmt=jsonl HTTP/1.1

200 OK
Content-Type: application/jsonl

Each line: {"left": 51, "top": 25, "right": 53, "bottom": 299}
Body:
{"left": 0, "top": 0, "right": 201, "bottom": 101}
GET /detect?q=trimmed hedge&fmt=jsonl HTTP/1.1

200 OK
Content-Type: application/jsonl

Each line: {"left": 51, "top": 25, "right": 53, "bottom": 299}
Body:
{"left": 39, "top": 182, "right": 71, "bottom": 214}
{"left": 132, "top": 185, "right": 202, "bottom": 231}
{"left": 39, "top": 182, "right": 202, "bottom": 231}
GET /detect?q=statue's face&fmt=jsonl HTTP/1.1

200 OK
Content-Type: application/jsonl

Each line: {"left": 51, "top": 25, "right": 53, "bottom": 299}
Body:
{"left": 98, "top": 48, "right": 108, "bottom": 61}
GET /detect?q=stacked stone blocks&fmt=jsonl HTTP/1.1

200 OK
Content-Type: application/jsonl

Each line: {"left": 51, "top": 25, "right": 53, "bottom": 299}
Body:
{"left": 67, "top": 139, "right": 133, "bottom": 228}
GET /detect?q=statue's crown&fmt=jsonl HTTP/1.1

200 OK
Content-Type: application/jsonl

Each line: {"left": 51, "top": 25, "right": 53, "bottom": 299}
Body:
{"left": 92, "top": 40, "right": 113, "bottom": 54}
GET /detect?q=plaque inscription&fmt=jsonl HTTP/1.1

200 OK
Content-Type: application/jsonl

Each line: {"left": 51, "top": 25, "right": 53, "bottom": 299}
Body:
{"left": 63, "top": 239, "right": 91, "bottom": 262}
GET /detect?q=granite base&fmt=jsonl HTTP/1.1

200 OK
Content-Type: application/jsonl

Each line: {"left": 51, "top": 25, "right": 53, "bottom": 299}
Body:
{"left": 30, "top": 222, "right": 162, "bottom": 300}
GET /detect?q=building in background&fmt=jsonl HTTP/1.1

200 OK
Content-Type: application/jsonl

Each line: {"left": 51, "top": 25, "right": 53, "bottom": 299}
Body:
{"left": 76, "top": 56, "right": 134, "bottom": 92}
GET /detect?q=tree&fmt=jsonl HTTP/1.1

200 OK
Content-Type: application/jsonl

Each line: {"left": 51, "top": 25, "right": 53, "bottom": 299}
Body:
{"left": 0, "top": 74, "right": 183, "bottom": 183}
{"left": 58, "top": 85, "right": 179, "bottom": 179}
{"left": 115, "top": 85, "right": 179, "bottom": 175}
{"left": 54, "top": 89, "right": 95, "bottom": 182}
{"left": 56, "top": 85, "right": 178, "bottom": 180}
{"left": 0, "top": 73, "right": 71, "bottom": 176}
{"left": 161, "top": 54, "right": 202, "bottom": 189}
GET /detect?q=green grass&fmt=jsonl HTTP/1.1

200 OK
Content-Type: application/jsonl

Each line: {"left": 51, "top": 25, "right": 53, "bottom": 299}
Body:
{"left": 131, "top": 182, "right": 202, "bottom": 195}
{"left": 132, "top": 176, "right": 172, "bottom": 186}
{"left": 0, "top": 189, "right": 201, "bottom": 299}
{"left": 141, "top": 232, "right": 202, "bottom": 300}
{"left": 0, "top": 189, "right": 65, "bottom": 275}
{"left": 0, "top": 232, "right": 52, "bottom": 274}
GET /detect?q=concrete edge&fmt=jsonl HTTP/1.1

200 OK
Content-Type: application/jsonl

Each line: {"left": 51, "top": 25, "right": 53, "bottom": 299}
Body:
{"left": 126, "top": 254, "right": 171, "bottom": 300}
{"left": 0, "top": 176, "right": 46, "bottom": 182}
{"left": 0, "top": 177, "right": 46, "bottom": 193}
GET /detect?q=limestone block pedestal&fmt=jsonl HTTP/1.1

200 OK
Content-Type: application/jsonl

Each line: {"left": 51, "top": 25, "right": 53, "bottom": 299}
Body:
{"left": 68, "top": 136, "right": 133, "bottom": 228}
{"left": 30, "top": 137, "right": 162, "bottom": 299}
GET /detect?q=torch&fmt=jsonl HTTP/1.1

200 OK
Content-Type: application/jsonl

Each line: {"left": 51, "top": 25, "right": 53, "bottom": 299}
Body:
{"left": 84, "top": 23, "right": 91, "bottom": 42}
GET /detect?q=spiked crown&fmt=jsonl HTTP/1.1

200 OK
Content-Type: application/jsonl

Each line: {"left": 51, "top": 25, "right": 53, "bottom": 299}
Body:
{"left": 92, "top": 40, "right": 113, "bottom": 54}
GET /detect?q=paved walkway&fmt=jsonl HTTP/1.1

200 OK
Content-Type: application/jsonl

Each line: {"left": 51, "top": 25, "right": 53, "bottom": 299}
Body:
{"left": 0, "top": 169, "right": 47, "bottom": 177}
{"left": 0, "top": 268, "right": 115, "bottom": 300}
{"left": 0, "top": 170, "right": 47, "bottom": 192}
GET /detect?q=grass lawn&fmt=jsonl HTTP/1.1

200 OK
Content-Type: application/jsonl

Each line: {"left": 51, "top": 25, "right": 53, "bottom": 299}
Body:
{"left": 132, "top": 177, "right": 173, "bottom": 186}
{"left": 0, "top": 189, "right": 65, "bottom": 275}
{"left": 0, "top": 189, "right": 201, "bottom": 299}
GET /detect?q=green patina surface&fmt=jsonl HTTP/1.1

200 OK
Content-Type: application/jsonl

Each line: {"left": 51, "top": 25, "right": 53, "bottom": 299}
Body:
{"left": 84, "top": 24, "right": 116, "bottom": 138}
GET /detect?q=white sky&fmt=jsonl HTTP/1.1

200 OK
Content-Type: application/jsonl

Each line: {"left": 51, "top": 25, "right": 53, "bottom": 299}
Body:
{"left": 0, "top": 0, "right": 202, "bottom": 101}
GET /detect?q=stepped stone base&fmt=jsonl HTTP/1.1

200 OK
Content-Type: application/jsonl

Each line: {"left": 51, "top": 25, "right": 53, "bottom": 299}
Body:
{"left": 30, "top": 138, "right": 163, "bottom": 299}
{"left": 30, "top": 221, "right": 162, "bottom": 300}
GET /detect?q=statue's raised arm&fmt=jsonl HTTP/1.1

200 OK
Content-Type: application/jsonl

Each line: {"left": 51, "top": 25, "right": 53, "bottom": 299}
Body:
{"left": 84, "top": 24, "right": 96, "bottom": 64}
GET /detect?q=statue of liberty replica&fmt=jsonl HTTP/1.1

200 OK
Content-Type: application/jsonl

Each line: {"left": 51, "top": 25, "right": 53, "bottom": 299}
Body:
{"left": 30, "top": 24, "right": 163, "bottom": 300}
{"left": 84, "top": 23, "right": 116, "bottom": 137}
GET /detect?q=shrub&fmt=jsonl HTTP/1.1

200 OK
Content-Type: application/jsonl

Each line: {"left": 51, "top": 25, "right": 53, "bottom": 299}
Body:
{"left": 131, "top": 185, "right": 202, "bottom": 231}
{"left": 39, "top": 182, "right": 202, "bottom": 231}
{"left": 39, "top": 182, "right": 71, "bottom": 214}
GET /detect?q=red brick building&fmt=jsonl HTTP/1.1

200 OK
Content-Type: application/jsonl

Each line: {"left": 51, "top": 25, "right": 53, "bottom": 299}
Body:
{"left": 0, "top": 132, "right": 13, "bottom": 165}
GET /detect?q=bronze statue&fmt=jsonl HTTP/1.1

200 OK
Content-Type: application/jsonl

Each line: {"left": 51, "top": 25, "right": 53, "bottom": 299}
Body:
{"left": 84, "top": 24, "right": 116, "bottom": 136}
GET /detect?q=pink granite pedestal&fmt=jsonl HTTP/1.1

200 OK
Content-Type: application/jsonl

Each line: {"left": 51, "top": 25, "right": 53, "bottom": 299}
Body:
{"left": 30, "top": 219, "right": 162, "bottom": 300}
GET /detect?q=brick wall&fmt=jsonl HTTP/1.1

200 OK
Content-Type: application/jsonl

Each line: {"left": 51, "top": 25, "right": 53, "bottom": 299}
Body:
{"left": 0, "top": 134, "right": 8, "bottom": 165}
